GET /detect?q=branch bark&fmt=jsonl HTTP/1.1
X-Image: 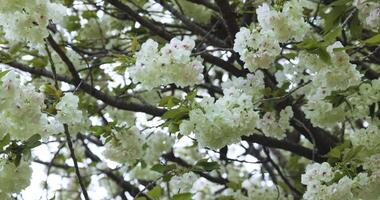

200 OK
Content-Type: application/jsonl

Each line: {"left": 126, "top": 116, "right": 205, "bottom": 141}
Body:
{"left": 155, "top": 0, "right": 228, "bottom": 48}
{"left": 64, "top": 124, "right": 90, "bottom": 200}
{"left": 6, "top": 61, "right": 166, "bottom": 116}
{"left": 215, "top": 0, "right": 239, "bottom": 42}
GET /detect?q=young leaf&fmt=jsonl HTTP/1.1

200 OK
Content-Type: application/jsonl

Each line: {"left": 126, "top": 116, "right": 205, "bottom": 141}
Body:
{"left": 171, "top": 193, "right": 192, "bottom": 200}
{"left": 147, "top": 186, "right": 162, "bottom": 200}
{"left": 363, "top": 34, "right": 380, "bottom": 46}
{"left": 0, "top": 134, "right": 10, "bottom": 150}
{"left": 194, "top": 159, "right": 220, "bottom": 172}
{"left": 151, "top": 163, "right": 176, "bottom": 174}
{"left": 24, "top": 134, "right": 42, "bottom": 149}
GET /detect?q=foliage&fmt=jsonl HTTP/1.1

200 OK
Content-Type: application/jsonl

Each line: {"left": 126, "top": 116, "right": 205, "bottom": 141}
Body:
{"left": 0, "top": 0, "right": 380, "bottom": 199}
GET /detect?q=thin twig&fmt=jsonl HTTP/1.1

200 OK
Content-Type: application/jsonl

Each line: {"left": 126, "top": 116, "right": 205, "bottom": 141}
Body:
{"left": 44, "top": 41, "right": 59, "bottom": 89}
{"left": 64, "top": 124, "right": 90, "bottom": 200}
{"left": 255, "top": 80, "right": 312, "bottom": 104}
{"left": 262, "top": 147, "right": 301, "bottom": 197}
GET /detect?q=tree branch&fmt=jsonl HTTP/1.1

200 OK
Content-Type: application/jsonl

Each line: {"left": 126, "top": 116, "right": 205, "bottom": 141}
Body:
{"left": 105, "top": 0, "right": 245, "bottom": 76}
{"left": 215, "top": 0, "right": 239, "bottom": 43}
{"left": 6, "top": 61, "right": 166, "bottom": 116}
{"left": 47, "top": 35, "right": 81, "bottom": 84}
{"left": 242, "top": 134, "right": 325, "bottom": 162}
{"left": 162, "top": 151, "right": 229, "bottom": 185}
{"left": 64, "top": 124, "right": 90, "bottom": 200}
{"left": 155, "top": 0, "right": 228, "bottom": 48}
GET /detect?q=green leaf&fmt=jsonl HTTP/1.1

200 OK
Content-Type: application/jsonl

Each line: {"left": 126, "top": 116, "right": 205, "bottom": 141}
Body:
{"left": 0, "top": 51, "right": 13, "bottom": 63}
{"left": 159, "top": 96, "right": 181, "bottom": 108}
{"left": 82, "top": 11, "right": 97, "bottom": 19}
{"left": 131, "top": 37, "right": 139, "bottom": 52}
{"left": 363, "top": 34, "right": 380, "bottom": 46}
{"left": 0, "top": 134, "right": 10, "bottom": 150}
{"left": 163, "top": 173, "right": 174, "bottom": 182}
{"left": 162, "top": 107, "right": 189, "bottom": 120}
{"left": 24, "top": 134, "right": 42, "bottom": 149}
{"left": 296, "top": 39, "right": 320, "bottom": 50}
{"left": 349, "top": 12, "right": 362, "bottom": 40}
{"left": 319, "top": 5, "right": 347, "bottom": 32}
{"left": 113, "top": 65, "right": 128, "bottom": 75}
{"left": 216, "top": 196, "right": 235, "bottom": 200}
{"left": 343, "top": 145, "right": 364, "bottom": 162}
{"left": 332, "top": 46, "right": 356, "bottom": 52}
{"left": 29, "top": 57, "right": 48, "bottom": 68}
{"left": 194, "top": 159, "right": 220, "bottom": 172}
{"left": 147, "top": 186, "right": 162, "bottom": 200}
{"left": 14, "top": 154, "right": 22, "bottom": 167}
{"left": 329, "top": 0, "right": 351, "bottom": 6}
{"left": 313, "top": 48, "right": 331, "bottom": 64}
{"left": 226, "top": 181, "right": 241, "bottom": 190}
{"left": 151, "top": 163, "right": 176, "bottom": 174}
{"left": 171, "top": 193, "right": 192, "bottom": 200}
{"left": 66, "top": 16, "right": 81, "bottom": 32}
{"left": 326, "top": 140, "right": 351, "bottom": 163}
{"left": 323, "top": 27, "right": 342, "bottom": 44}
{"left": 41, "top": 84, "right": 62, "bottom": 98}
{"left": 63, "top": 0, "right": 74, "bottom": 6}
{"left": 324, "top": 92, "right": 346, "bottom": 107}
{"left": 0, "top": 70, "right": 10, "bottom": 79}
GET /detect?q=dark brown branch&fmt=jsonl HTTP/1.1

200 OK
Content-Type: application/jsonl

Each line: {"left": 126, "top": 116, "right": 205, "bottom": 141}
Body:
{"left": 105, "top": 0, "right": 244, "bottom": 76}
{"left": 155, "top": 0, "right": 228, "bottom": 48}
{"left": 64, "top": 124, "right": 90, "bottom": 200}
{"left": 6, "top": 61, "right": 166, "bottom": 116}
{"left": 200, "top": 53, "right": 247, "bottom": 77}
{"left": 215, "top": 0, "right": 239, "bottom": 42}
{"left": 263, "top": 147, "right": 301, "bottom": 197}
{"left": 291, "top": 107, "right": 339, "bottom": 155}
{"left": 106, "top": 0, "right": 173, "bottom": 41}
{"left": 162, "top": 151, "right": 229, "bottom": 185}
{"left": 33, "top": 159, "right": 70, "bottom": 169}
{"left": 242, "top": 134, "right": 325, "bottom": 163}
{"left": 47, "top": 35, "right": 81, "bottom": 84}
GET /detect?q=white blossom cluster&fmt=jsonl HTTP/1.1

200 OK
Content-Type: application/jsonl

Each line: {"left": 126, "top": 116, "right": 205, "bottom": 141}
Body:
{"left": 56, "top": 93, "right": 84, "bottom": 126}
{"left": 346, "top": 79, "right": 380, "bottom": 119}
{"left": 245, "top": 183, "right": 292, "bottom": 200}
{"left": 233, "top": 27, "right": 281, "bottom": 72}
{"left": 128, "top": 38, "right": 204, "bottom": 89}
{"left": 0, "top": 71, "right": 63, "bottom": 140}
{"left": 257, "top": 106, "right": 294, "bottom": 140}
{"left": 103, "top": 127, "right": 174, "bottom": 165}
{"left": 143, "top": 131, "right": 175, "bottom": 164}
{"left": 221, "top": 69, "right": 265, "bottom": 102}
{"left": 306, "top": 42, "right": 362, "bottom": 100}
{"left": 54, "top": 92, "right": 89, "bottom": 135}
{"left": 350, "top": 122, "right": 380, "bottom": 153}
{"left": 301, "top": 161, "right": 380, "bottom": 200}
{"left": 128, "top": 164, "right": 161, "bottom": 181}
{"left": 355, "top": 0, "right": 380, "bottom": 31}
{"left": 179, "top": 72, "right": 266, "bottom": 149}
{"left": 51, "top": 49, "right": 83, "bottom": 75}
{"left": 233, "top": 0, "right": 312, "bottom": 72}
{"left": 229, "top": 182, "right": 292, "bottom": 200}
{"left": 256, "top": 0, "right": 311, "bottom": 43}
{"left": 103, "top": 126, "right": 145, "bottom": 164}
{"left": 0, "top": 160, "right": 32, "bottom": 198}
{"left": 300, "top": 42, "right": 362, "bottom": 128}
{"left": 0, "top": 0, "right": 66, "bottom": 48}
{"left": 169, "top": 172, "right": 198, "bottom": 193}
